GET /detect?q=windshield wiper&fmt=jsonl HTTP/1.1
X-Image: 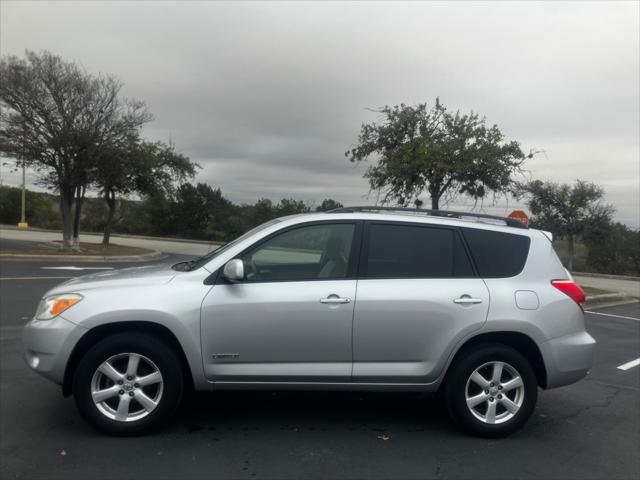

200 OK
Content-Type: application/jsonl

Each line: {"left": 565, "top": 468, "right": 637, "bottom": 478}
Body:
{"left": 171, "top": 260, "right": 197, "bottom": 272}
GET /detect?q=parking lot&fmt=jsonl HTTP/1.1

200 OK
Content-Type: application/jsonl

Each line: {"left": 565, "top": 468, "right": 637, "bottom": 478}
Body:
{"left": 1, "top": 255, "right": 639, "bottom": 480}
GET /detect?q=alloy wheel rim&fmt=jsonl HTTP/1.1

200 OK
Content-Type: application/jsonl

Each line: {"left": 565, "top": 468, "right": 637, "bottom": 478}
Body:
{"left": 90, "top": 352, "right": 164, "bottom": 422}
{"left": 465, "top": 361, "right": 525, "bottom": 425}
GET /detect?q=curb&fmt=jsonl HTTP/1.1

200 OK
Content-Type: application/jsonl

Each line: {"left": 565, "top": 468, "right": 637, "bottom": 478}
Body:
{"left": 585, "top": 292, "right": 635, "bottom": 307}
{"left": 574, "top": 271, "right": 640, "bottom": 282}
{"left": 0, "top": 249, "right": 166, "bottom": 263}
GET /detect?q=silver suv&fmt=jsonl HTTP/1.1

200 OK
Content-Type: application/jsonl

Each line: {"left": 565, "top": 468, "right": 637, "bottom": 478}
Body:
{"left": 23, "top": 207, "right": 595, "bottom": 437}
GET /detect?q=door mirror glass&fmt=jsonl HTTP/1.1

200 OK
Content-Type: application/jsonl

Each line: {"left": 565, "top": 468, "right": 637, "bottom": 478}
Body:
{"left": 222, "top": 259, "right": 245, "bottom": 282}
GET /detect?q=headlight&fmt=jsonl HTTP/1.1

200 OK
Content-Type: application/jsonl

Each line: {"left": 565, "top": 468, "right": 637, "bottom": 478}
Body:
{"left": 35, "top": 293, "right": 83, "bottom": 320}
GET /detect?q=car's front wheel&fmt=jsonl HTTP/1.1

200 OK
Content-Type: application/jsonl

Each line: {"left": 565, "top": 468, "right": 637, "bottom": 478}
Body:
{"left": 444, "top": 343, "right": 538, "bottom": 437}
{"left": 73, "top": 332, "right": 184, "bottom": 435}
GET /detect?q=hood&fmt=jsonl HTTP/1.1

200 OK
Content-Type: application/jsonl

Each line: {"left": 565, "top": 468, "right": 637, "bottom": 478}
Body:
{"left": 47, "top": 263, "right": 178, "bottom": 294}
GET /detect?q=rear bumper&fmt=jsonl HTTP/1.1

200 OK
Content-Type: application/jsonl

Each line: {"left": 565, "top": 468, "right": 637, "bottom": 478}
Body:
{"left": 540, "top": 330, "right": 596, "bottom": 389}
{"left": 22, "top": 316, "right": 87, "bottom": 385}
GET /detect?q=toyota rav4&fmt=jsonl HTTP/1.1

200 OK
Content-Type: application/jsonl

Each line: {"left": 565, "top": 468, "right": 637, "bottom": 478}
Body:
{"left": 23, "top": 207, "right": 595, "bottom": 437}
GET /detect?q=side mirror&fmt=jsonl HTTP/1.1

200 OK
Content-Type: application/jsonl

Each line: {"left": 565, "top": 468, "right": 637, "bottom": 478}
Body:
{"left": 222, "top": 259, "right": 244, "bottom": 282}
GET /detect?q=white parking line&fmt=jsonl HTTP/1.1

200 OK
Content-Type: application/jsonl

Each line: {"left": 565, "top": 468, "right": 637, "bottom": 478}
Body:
{"left": 0, "top": 276, "right": 73, "bottom": 281}
{"left": 41, "top": 266, "right": 113, "bottom": 271}
{"left": 617, "top": 358, "right": 640, "bottom": 371}
{"left": 584, "top": 310, "right": 640, "bottom": 321}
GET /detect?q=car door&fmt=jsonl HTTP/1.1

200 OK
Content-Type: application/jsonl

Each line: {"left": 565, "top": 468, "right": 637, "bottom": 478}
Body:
{"left": 352, "top": 221, "right": 490, "bottom": 383}
{"left": 201, "top": 221, "right": 362, "bottom": 383}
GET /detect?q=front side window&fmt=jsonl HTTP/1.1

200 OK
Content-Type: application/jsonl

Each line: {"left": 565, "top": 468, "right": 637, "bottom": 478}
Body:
{"left": 241, "top": 223, "right": 356, "bottom": 282}
{"left": 363, "top": 223, "right": 474, "bottom": 278}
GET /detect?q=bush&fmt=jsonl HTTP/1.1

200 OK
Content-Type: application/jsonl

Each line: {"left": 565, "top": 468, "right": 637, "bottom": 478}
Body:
{"left": 584, "top": 222, "right": 639, "bottom": 276}
{"left": 0, "top": 186, "right": 60, "bottom": 228}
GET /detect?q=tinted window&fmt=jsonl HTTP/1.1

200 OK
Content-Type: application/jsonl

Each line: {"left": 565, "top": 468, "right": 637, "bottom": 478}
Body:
{"left": 461, "top": 228, "right": 531, "bottom": 278}
{"left": 364, "top": 224, "right": 474, "bottom": 278}
{"left": 241, "top": 223, "right": 355, "bottom": 282}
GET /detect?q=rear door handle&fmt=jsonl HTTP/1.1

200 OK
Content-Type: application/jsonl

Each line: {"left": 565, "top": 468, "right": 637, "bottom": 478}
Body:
{"left": 453, "top": 295, "right": 483, "bottom": 305}
{"left": 320, "top": 295, "right": 351, "bottom": 305}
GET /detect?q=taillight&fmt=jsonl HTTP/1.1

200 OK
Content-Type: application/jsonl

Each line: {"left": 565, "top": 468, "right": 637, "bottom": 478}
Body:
{"left": 551, "top": 280, "right": 586, "bottom": 309}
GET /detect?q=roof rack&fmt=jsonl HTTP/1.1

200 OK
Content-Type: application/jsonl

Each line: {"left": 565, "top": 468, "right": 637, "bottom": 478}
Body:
{"left": 328, "top": 206, "right": 528, "bottom": 229}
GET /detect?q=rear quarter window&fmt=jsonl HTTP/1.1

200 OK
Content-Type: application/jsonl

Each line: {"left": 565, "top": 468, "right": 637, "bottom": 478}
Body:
{"left": 461, "top": 228, "right": 531, "bottom": 278}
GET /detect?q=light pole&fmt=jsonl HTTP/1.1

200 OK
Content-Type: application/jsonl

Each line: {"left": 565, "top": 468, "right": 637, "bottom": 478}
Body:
{"left": 20, "top": 163, "right": 26, "bottom": 223}
{"left": 18, "top": 121, "right": 28, "bottom": 229}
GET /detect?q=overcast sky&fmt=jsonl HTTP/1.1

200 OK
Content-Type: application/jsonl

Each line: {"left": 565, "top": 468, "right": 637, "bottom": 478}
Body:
{"left": 1, "top": 1, "right": 638, "bottom": 226}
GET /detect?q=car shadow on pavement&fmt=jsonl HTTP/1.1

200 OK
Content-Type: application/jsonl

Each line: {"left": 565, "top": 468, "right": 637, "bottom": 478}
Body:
{"left": 171, "top": 390, "right": 452, "bottom": 435}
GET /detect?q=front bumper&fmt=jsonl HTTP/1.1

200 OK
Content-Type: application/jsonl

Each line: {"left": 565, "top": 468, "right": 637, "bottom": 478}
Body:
{"left": 23, "top": 316, "right": 87, "bottom": 385}
{"left": 540, "top": 330, "right": 596, "bottom": 389}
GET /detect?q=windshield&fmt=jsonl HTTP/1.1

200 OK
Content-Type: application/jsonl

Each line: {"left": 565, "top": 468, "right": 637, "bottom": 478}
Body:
{"left": 173, "top": 219, "right": 282, "bottom": 271}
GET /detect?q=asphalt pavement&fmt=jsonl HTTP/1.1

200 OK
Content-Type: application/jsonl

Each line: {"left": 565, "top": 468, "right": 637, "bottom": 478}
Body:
{"left": 1, "top": 254, "right": 639, "bottom": 479}
{"left": 0, "top": 236, "right": 45, "bottom": 251}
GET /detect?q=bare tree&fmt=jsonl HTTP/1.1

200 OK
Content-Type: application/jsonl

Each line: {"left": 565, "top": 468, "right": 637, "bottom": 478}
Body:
{"left": 0, "top": 50, "right": 151, "bottom": 250}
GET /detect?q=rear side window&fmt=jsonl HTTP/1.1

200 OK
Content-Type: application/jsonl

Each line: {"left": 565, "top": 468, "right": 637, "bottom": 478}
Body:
{"left": 461, "top": 228, "right": 531, "bottom": 278}
{"left": 363, "top": 223, "right": 474, "bottom": 278}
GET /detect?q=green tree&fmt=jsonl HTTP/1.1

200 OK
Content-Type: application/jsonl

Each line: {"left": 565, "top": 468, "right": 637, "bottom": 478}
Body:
{"left": 582, "top": 217, "right": 639, "bottom": 276}
{"left": 138, "top": 193, "right": 175, "bottom": 236}
{"left": 0, "top": 185, "right": 59, "bottom": 228}
{"left": 0, "top": 50, "right": 150, "bottom": 249}
{"left": 517, "top": 180, "right": 614, "bottom": 270}
{"left": 171, "top": 183, "right": 237, "bottom": 240}
{"left": 316, "top": 199, "right": 344, "bottom": 211}
{"left": 276, "top": 198, "right": 311, "bottom": 216}
{"left": 250, "top": 198, "right": 276, "bottom": 226}
{"left": 346, "top": 99, "right": 531, "bottom": 209}
{"left": 93, "top": 140, "right": 197, "bottom": 245}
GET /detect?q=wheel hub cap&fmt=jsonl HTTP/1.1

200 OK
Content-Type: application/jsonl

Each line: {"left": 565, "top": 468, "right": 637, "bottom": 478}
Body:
{"left": 90, "top": 352, "right": 164, "bottom": 422}
{"left": 465, "top": 361, "right": 525, "bottom": 425}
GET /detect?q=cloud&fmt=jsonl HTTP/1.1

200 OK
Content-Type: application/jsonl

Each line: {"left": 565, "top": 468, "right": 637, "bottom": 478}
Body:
{"left": 1, "top": 1, "right": 638, "bottom": 226}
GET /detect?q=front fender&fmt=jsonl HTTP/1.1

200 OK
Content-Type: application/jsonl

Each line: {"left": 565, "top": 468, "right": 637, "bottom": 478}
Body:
{"left": 60, "top": 276, "right": 213, "bottom": 391}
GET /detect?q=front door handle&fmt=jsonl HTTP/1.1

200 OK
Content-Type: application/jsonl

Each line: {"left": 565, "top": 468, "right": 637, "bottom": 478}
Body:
{"left": 320, "top": 295, "right": 351, "bottom": 305}
{"left": 453, "top": 295, "right": 483, "bottom": 305}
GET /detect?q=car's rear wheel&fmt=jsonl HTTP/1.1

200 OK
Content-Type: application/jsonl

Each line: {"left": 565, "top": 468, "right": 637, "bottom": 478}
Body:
{"left": 73, "top": 332, "right": 183, "bottom": 435}
{"left": 444, "top": 343, "right": 538, "bottom": 437}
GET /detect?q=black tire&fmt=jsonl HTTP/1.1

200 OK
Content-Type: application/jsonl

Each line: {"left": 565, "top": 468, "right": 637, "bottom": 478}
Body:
{"left": 443, "top": 343, "right": 538, "bottom": 438}
{"left": 73, "top": 332, "right": 184, "bottom": 435}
